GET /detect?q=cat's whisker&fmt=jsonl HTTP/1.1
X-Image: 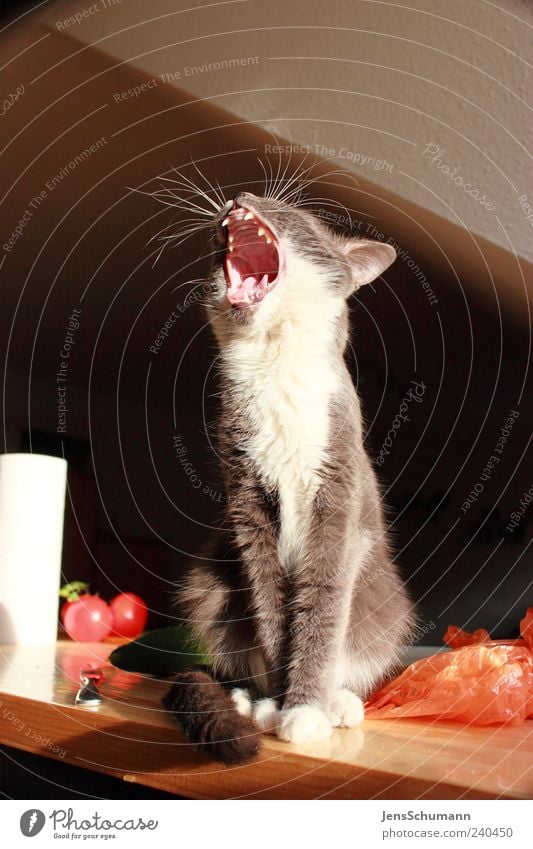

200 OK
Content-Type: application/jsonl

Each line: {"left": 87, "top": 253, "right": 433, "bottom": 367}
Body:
{"left": 274, "top": 150, "right": 319, "bottom": 204}
{"left": 273, "top": 126, "right": 310, "bottom": 198}
{"left": 189, "top": 158, "right": 226, "bottom": 210}
{"left": 279, "top": 167, "right": 359, "bottom": 215}
{"left": 158, "top": 178, "right": 214, "bottom": 207}
{"left": 159, "top": 227, "right": 212, "bottom": 246}
{"left": 272, "top": 136, "right": 301, "bottom": 203}
{"left": 268, "top": 154, "right": 277, "bottom": 199}
{"left": 215, "top": 176, "right": 228, "bottom": 209}
{"left": 131, "top": 180, "right": 210, "bottom": 215}
{"left": 171, "top": 277, "right": 206, "bottom": 293}
{"left": 149, "top": 237, "right": 174, "bottom": 269}
{"left": 153, "top": 184, "right": 215, "bottom": 217}
{"left": 267, "top": 133, "right": 286, "bottom": 200}
{"left": 262, "top": 150, "right": 277, "bottom": 199}
{"left": 168, "top": 165, "right": 221, "bottom": 213}
{"left": 278, "top": 143, "right": 352, "bottom": 201}
{"left": 148, "top": 216, "right": 213, "bottom": 245}
{"left": 159, "top": 226, "right": 214, "bottom": 250}
{"left": 256, "top": 156, "right": 271, "bottom": 199}
{"left": 274, "top": 172, "right": 316, "bottom": 208}
{"left": 271, "top": 137, "right": 321, "bottom": 202}
{"left": 147, "top": 187, "right": 213, "bottom": 217}
{"left": 163, "top": 219, "right": 215, "bottom": 235}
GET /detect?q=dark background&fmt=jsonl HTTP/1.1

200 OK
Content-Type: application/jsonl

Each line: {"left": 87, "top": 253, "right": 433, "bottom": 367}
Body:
{"left": 0, "top": 8, "right": 531, "bottom": 647}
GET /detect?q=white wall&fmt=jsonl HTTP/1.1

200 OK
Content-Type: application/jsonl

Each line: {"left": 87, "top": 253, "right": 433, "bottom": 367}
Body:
{"left": 39, "top": 0, "right": 533, "bottom": 261}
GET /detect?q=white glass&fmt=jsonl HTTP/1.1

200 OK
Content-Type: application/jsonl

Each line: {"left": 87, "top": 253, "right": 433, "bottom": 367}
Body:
{"left": 0, "top": 453, "right": 67, "bottom": 645}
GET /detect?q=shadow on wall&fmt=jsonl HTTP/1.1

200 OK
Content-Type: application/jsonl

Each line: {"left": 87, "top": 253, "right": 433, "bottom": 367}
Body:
{"left": 1, "top": 24, "right": 531, "bottom": 641}
{"left": 0, "top": 605, "right": 16, "bottom": 643}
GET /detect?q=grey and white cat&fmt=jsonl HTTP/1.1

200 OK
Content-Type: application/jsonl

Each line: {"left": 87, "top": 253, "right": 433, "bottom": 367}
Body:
{"left": 164, "top": 190, "right": 414, "bottom": 763}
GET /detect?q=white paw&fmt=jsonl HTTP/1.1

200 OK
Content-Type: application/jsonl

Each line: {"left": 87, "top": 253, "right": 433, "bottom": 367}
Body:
{"left": 329, "top": 688, "right": 365, "bottom": 727}
{"left": 278, "top": 704, "right": 333, "bottom": 744}
{"left": 252, "top": 698, "right": 280, "bottom": 734}
{"left": 230, "top": 688, "right": 252, "bottom": 717}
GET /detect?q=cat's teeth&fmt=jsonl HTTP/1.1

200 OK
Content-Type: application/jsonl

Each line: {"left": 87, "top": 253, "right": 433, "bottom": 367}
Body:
{"left": 244, "top": 211, "right": 254, "bottom": 220}
{"left": 257, "top": 227, "right": 265, "bottom": 237}
{"left": 222, "top": 217, "right": 230, "bottom": 227}
{"left": 266, "top": 236, "right": 272, "bottom": 244}
{"left": 228, "top": 234, "right": 234, "bottom": 243}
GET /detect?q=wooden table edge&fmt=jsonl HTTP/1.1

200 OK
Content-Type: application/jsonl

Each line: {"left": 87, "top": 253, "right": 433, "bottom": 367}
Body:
{"left": 0, "top": 690, "right": 513, "bottom": 800}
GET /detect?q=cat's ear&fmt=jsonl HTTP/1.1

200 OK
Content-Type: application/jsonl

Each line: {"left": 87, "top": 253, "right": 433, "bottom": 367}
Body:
{"left": 339, "top": 238, "right": 397, "bottom": 294}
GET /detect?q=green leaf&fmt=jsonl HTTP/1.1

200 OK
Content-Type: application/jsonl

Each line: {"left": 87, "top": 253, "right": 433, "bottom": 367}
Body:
{"left": 109, "top": 626, "right": 212, "bottom": 676}
{"left": 59, "top": 581, "right": 90, "bottom": 602}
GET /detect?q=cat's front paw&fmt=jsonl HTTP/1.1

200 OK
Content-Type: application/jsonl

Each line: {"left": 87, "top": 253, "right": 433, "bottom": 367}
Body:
{"left": 230, "top": 688, "right": 253, "bottom": 717}
{"left": 329, "top": 688, "right": 365, "bottom": 727}
{"left": 252, "top": 698, "right": 280, "bottom": 734}
{"left": 278, "top": 704, "right": 332, "bottom": 743}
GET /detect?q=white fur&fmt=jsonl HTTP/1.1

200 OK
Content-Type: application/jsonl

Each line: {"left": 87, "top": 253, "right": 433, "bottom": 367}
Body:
{"left": 252, "top": 697, "right": 280, "bottom": 734}
{"left": 221, "top": 251, "right": 344, "bottom": 571}
{"left": 230, "top": 688, "right": 252, "bottom": 716}
{"left": 329, "top": 688, "right": 365, "bottom": 727}
{"left": 334, "top": 653, "right": 380, "bottom": 694}
{"left": 278, "top": 704, "right": 333, "bottom": 743}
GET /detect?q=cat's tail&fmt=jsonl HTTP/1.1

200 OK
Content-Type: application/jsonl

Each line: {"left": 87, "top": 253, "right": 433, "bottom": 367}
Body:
{"left": 163, "top": 670, "right": 262, "bottom": 764}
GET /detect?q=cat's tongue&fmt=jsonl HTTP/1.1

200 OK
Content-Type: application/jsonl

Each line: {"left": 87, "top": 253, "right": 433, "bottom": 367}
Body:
{"left": 225, "top": 258, "right": 270, "bottom": 306}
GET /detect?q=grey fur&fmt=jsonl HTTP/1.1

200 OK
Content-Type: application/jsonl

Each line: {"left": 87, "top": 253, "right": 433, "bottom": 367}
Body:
{"left": 176, "top": 191, "right": 414, "bottom": 718}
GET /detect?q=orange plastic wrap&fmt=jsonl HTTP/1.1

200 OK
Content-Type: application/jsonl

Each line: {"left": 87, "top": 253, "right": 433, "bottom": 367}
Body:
{"left": 365, "top": 608, "right": 533, "bottom": 726}
{"left": 520, "top": 608, "right": 533, "bottom": 652}
{"left": 443, "top": 625, "right": 490, "bottom": 648}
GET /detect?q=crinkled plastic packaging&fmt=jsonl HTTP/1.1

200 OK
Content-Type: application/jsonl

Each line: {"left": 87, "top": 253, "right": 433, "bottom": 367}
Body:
{"left": 520, "top": 607, "right": 533, "bottom": 652}
{"left": 442, "top": 625, "right": 490, "bottom": 648}
{"left": 365, "top": 607, "right": 533, "bottom": 726}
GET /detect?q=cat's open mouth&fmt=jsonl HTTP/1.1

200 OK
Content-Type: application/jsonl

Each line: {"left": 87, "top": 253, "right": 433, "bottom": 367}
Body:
{"left": 221, "top": 204, "right": 282, "bottom": 308}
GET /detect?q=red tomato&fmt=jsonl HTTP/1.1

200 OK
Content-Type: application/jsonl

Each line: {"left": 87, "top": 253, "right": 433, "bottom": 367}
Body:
{"left": 62, "top": 595, "right": 113, "bottom": 642}
{"left": 109, "top": 593, "right": 148, "bottom": 638}
{"left": 60, "top": 581, "right": 91, "bottom": 626}
{"left": 60, "top": 598, "right": 82, "bottom": 627}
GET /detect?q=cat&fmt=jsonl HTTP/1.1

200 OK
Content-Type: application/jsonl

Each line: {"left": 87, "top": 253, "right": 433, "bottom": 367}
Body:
{"left": 163, "top": 189, "right": 414, "bottom": 764}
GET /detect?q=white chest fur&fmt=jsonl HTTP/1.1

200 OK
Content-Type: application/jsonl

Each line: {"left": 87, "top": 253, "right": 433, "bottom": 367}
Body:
{"left": 222, "top": 265, "right": 342, "bottom": 570}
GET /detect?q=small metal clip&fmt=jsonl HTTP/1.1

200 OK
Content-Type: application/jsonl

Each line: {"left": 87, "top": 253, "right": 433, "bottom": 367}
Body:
{"left": 75, "top": 667, "right": 103, "bottom": 706}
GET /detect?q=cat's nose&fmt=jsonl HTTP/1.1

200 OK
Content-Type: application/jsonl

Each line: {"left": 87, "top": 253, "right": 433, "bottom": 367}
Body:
{"left": 233, "top": 192, "right": 256, "bottom": 207}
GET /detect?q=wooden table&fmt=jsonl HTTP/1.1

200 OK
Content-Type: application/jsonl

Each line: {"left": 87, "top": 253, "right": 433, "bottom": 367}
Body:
{"left": 0, "top": 641, "right": 531, "bottom": 799}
